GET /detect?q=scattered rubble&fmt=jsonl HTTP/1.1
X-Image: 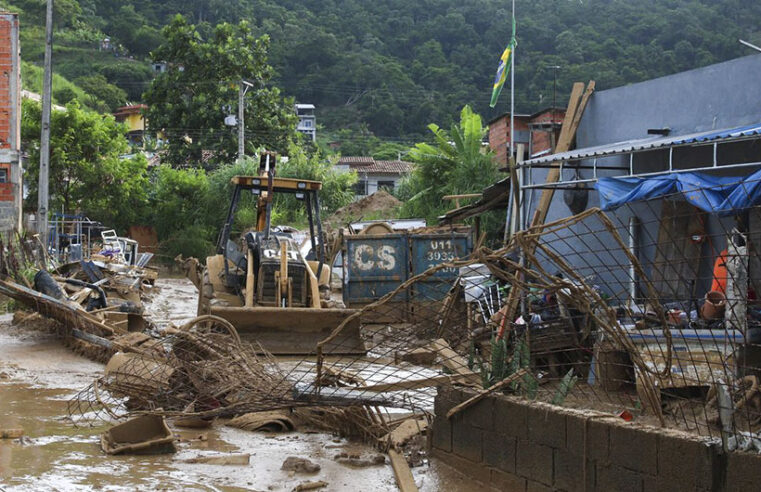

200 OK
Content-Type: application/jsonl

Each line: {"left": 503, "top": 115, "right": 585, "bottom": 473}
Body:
{"left": 333, "top": 451, "right": 385, "bottom": 467}
{"left": 184, "top": 453, "right": 251, "bottom": 465}
{"left": 227, "top": 411, "right": 296, "bottom": 432}
{"left": 100, "top": 415, "right": 176, "bottom": 455}
{"left": 281, "top": 456, "right": 321, "bottom": 473}
{"left": 292, "top": 480, "right": 328, "bottom": 491}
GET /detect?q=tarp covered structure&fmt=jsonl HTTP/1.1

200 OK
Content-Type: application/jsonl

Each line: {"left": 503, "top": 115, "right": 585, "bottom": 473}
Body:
{"left": 596, "top": 168, "right": 761, "bottom": 215}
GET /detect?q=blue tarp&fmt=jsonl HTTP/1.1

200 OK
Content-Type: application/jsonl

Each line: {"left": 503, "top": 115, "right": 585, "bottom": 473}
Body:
{"left": 596, "top": 168, "right": 761, "bottom": 215}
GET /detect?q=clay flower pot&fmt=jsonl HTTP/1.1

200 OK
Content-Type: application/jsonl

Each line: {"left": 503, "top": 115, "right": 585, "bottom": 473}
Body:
{"left": 701, "top": 290, "right": 726, "bottom": 320}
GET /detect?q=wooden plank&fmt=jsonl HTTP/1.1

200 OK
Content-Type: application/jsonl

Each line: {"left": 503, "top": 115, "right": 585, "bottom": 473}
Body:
{"left": 429, "top": 338, "right": 481, "bottom": 385}
{"left": 531, "top": 81, "right": 594, "bottom": 228}
{"left": 501, "top": 82, "right": 595, "bottom": 327}
{"left": 446, "top": 369, "right": 528, "bottom": 419}
{"left": 380, "top": 417, "right": 428, "bottom": 449}
{"left": 389, "top": 449, "right": 418, "bottom": 492}
{"left": 183, "top": 453, "right": 251, "bottom": 465}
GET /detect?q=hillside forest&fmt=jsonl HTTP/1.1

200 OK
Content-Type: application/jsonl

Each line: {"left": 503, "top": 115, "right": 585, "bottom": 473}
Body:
{"left": 2, "top": 0, "right": 761, "bottom": 257}
{"left": 3, "top": 0, "right": 761, "bottom": 147}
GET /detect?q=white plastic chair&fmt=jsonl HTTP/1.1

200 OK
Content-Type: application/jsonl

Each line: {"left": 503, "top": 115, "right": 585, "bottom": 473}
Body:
{"left": 101, "top": 229, "right": 126, "bottom": 263}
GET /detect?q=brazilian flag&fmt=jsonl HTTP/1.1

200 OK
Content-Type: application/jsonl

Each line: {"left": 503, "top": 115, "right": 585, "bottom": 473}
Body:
{"left": 490, "top": 17, "right": 517, "bottom": 108}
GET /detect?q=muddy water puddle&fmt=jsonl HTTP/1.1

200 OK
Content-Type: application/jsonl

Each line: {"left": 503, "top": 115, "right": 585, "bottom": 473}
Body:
{"left": 143, "top": 278, "right": 200, "bottom": 330}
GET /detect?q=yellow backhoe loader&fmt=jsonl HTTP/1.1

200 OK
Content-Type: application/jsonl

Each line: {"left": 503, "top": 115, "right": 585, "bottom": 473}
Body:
{"left": 190, "top": 152, "right": 364, "bottom": 355}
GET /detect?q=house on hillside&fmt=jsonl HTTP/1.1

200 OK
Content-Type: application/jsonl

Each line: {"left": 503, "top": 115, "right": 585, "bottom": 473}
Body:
{"left": 335, "top": 156, "right": 414, "bottom": 198}
{"left": 113, "top": 104, "right": 147, "bottom": 146}
{"left": 295, "top": 104, "right": 316, "bottom": 142}
{"left": 487, "top": 107, "right": 565, "bottom": 166}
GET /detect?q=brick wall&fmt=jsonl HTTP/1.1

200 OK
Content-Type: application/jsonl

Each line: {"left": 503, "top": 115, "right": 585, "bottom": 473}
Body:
{"left": 431, "top": 386, "right": 761, "bottom": 491}
{"left": 0, "top": 12, "right": 20, "bottom": 231}
{"left": 488, "top": 115, "right": 529, "bottom": 167}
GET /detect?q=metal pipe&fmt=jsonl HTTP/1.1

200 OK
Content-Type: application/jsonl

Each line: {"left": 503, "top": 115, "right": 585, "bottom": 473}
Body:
{"left": 628, "top": 216, "right": 640, "bottom": 305}
{"left": 519, "top": 160, "right": 761, "bottom": 190}
{"left": 669, "top": 147, "right": 673, "bottom": 171}
{"left": 217, "top": 186, "right": 241, "bottom": 254}
{"left": 526, "top": 164, "right": 625, "bottom": 170}
{"left": 238, "top": 82, "right": 245, "bottom": 159}
{"left": 713, "top": 142, "right": 718, "bottom": 167}
{"left": 305, "top": 192, "right": 317, "bottom": 257}
{"left": 517, "top": 134, "right": 761, "bottom": 169}
{"left": 313, "top": 191, "right": 325, "bottom": 278}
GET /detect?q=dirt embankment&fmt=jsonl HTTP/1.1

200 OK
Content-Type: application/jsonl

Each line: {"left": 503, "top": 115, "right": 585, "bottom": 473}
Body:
{"left": 325, "top": 191, "right": 401, "bottom": 230}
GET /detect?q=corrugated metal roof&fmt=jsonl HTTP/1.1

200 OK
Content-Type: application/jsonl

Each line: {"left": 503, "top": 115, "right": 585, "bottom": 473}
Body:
{"left": 522, "top": 122, "right": 761, "bottom": 166}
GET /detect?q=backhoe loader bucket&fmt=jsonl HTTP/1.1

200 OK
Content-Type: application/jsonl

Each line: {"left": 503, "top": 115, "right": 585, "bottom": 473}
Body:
{"left": 209, "top": 306, "right": 364, "bottom": 355}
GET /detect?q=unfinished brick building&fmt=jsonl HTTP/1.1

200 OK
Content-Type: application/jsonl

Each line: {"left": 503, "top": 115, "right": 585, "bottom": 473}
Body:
{"left": 0, "top": 12, "right": 21, "bottom": 231}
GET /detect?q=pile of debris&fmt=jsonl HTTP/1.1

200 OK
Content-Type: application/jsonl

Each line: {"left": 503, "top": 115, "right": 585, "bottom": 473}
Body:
{"left": 325, "top": 191, "right": 401, "bottom": 230}
{"left": 0, "top": 232, "right": 158, "bottom": 362}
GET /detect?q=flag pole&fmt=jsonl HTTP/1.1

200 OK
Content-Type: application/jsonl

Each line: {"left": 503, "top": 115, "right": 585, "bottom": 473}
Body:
{"left": 509, "top": 0, "right": 514, "bottom": 164}
{"left": 503, "top": 0, "right": 517, "bottom": 243}
{"left": 510, "top": 0, "right": 522, "bottom": 233}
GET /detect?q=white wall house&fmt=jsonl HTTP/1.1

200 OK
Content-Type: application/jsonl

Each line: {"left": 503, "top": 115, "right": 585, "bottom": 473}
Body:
{"left": 335, "top": 157, "right": 414, "bottom": 199}
{"left": 295, "top": 103, "right": 316, "bottom": 141}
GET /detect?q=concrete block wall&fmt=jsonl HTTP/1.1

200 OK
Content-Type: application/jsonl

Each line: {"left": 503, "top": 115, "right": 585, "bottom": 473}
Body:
{"left": 431, "top": 386, "right": 761, "bottom": 491}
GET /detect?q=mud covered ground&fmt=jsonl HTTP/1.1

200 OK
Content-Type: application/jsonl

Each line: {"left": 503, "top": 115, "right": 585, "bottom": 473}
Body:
{"left": 0, "top": 278, "right": 480, "bottom": 491}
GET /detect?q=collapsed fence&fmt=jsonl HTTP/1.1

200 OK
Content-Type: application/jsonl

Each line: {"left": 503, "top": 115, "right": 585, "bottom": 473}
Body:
{"left": 61, "top": 178, "right": 761, "bottom": 454}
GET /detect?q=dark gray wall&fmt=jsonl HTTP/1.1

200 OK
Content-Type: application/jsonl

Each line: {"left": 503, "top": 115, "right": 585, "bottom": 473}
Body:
{"left": 525, "top": 54, "right": 761, "bottom": 299}
{"left": 576, "top": 53, "right": 761, "bottom": 146}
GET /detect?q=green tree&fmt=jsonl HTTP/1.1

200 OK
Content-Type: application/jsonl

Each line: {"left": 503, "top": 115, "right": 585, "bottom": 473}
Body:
{"left": 274, "top": 144, "right": 357, "bottom": 225}
{"left": 397, "top": 105, "right": 498, "bottom": 222}
{"left": 74, "top": 74, "right": 128, "bottom": 111}
{"left": 21, "top": 99, "right": 149, "bottom": 232}
{"left": 143, "top": 15, "right": 298, "bottom": 169}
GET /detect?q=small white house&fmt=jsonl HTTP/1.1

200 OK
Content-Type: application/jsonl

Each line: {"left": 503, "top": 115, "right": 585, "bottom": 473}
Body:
{"left": 295, "top": 103, "right": 316, "bottom": 141}
{"left": 335, "top": 156, "right": 414, "bottom": 198}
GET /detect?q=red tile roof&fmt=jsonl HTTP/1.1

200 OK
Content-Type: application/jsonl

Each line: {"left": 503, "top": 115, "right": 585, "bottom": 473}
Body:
{"left": 338, "top": 157, "right": 414, "bottom": 175}
{"left": 338, "top": 156, "right": 375, "bottom": 166}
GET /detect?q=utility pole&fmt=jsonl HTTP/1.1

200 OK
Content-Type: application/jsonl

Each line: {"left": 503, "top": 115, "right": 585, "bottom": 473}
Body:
{"left": 38, "top": 0, "right": 53, "bottom": 249}
{"left": 238, "top": 80, "right": 254, "bottom": 160}
{"left": 547, "top": 65, "right": 560, "bottom": 112}
{"left": 547, "top": 65, "right": 561, "bottom": 151}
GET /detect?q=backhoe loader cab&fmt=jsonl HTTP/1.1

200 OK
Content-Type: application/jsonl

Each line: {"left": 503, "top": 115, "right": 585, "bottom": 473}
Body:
{"left": 195, "top": 152, "right": 365, "bottom": 355}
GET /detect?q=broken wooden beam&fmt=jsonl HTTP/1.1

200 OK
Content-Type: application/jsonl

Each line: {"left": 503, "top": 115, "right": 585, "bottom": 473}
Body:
{"left": 380, "top": 417, "right": 428, "bottom": 449}
{"left": 292, "top": 384, "right": 405, "bottom": 408}
{"left": 183, "top": 453, "right": 251, "bottom": 465}
{"left": 0, "top": 428, "right": 23, "bottom": 439}
{"left": 389, "top": 449, "right": 418, "bottom": 492}
{"left": 446, "top": 369, "right": 528, "bottom": 419}
{"left": 429, "top": 338, "right": 481, "bottom": 386}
